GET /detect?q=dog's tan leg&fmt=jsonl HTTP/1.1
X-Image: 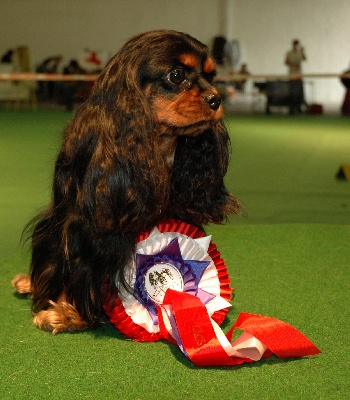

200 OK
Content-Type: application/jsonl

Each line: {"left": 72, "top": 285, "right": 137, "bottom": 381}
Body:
{"left": 33, "top": 300, "right": 88, "bottom": 334}
{"left": 11, "top": 274, "right": 32, "bottom": 294}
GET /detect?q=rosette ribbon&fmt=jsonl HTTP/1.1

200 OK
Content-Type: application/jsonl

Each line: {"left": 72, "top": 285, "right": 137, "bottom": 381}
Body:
{"left": 103, "top": 220, "right": 320, "bottom": 367}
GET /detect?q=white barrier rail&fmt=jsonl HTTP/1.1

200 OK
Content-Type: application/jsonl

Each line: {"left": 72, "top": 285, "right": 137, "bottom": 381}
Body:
{"left": 0, "top": 73, "right": 99, "bottom": 81}
{"left": 0, "top": 73, "right": 349, "bottom": 82}
{"left": 216, "top": 73, "right": 350, "bottom": 82}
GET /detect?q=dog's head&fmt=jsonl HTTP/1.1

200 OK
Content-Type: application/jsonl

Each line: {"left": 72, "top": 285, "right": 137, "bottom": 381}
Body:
{"left": 58, "top": 30, "right": 238, "bottom": 234}
{"left": 92, "top": 30, "right": 223, "bottom": 141}
{"left": 136, "top": 30, "right": 223, "bottom": 134}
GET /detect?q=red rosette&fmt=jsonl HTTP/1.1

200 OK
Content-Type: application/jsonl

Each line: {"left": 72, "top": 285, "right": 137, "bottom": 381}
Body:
{"left": 103, "top": 219, "right": 233, "bottom": 342}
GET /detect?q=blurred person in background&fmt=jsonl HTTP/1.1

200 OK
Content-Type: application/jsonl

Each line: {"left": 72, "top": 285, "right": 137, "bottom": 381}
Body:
{"left": 285, "top": 39, "right": 306, "bottom": 115}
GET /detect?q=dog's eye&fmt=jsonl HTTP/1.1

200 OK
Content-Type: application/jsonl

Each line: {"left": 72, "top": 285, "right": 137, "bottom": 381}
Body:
{"left": 166, "top": 68, "right": 186, "bottom": 85}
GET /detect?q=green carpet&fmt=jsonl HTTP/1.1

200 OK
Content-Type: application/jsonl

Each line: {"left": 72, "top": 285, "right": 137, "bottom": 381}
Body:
{"left": 225, "top": 114, "right": 350, "bottom": 225}
{"left": 0, "top": 110, "right": 64, "bottom": 259}
{"left": 1, "top": 110, "right": 349, "bottom": 399}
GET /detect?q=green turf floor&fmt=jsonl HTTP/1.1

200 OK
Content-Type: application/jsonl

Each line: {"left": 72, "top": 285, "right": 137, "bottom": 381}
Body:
{"left": 225, "top": 114, "right": 350, "bottom": 225}
{"left": 1, "top": 110, "right": 349, "bottom": 399}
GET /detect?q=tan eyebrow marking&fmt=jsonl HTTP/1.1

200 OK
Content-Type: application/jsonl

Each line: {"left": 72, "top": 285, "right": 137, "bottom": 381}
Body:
{"left": 204, "top": 57, "right": 216, "bottom": 74}
{"left": 179, "top": 53, "right": 199, "bottom": 69}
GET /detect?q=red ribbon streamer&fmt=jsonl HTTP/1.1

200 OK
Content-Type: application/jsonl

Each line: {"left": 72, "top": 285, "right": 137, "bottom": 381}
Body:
{"left": 162, "top": 289, "right": 320, "bottom": 367}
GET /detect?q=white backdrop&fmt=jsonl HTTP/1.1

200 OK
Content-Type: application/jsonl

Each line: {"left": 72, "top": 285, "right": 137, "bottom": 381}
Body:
{"left": 1, "top": 0, "right": 349, "bottom": 111}
{"left": 226, "top": 0, "right": 350, "bottom": 111}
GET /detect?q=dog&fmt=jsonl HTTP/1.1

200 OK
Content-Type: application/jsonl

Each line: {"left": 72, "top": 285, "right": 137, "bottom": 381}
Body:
{"left": 12, "top": 30, "right": 240, "bottom": 334}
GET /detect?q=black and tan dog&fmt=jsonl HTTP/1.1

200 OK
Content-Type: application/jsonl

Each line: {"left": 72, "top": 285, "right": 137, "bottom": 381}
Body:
{"left": 12, "top": 30, "right": 240, "bottom": 334}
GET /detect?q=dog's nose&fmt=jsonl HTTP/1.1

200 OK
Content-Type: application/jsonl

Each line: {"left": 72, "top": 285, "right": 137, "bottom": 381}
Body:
{"left": 204, "top": 93, "right": 222, "bottom": 111}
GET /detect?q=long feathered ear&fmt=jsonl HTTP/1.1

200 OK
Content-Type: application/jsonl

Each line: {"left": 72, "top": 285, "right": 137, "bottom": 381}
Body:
{"left": 53, "top": 50, "right": 170, "bottom": 235}
{"left": 27, "top": 47, "right": 172, "bottom": 322}
{"left": 169, "top": 121, "right": 240, "bottom": 226}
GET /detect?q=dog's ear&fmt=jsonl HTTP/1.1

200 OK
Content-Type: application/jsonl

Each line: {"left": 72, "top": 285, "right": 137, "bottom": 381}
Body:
{"left": 53, "top": 53, "right": 169, "bottom": 234}
{"left": 169, "top": 122, "right": 240, "bottom": 226}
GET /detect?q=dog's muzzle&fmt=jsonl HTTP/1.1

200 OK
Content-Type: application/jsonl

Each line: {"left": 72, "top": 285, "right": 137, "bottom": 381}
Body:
{"left": 204, "top": 93, "right": 222, "bottom": 111}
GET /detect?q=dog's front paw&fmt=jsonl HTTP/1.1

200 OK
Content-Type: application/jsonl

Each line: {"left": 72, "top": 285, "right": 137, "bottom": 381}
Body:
{"left": 11, "top": 274, "right": 32, "bottom": 294}
{"left": 33, "top": 301, "right": 88, "bottom": 334}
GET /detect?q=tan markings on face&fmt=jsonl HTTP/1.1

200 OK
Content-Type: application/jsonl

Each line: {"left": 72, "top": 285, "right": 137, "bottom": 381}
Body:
{"left": 179, "top": 53, "right": 199, "bottom": 70}
{"left": 152, "top": 89, "right": 223, "bottom": 127}
{"left": 203, "top": 57, "right": 216, "bottom": 74}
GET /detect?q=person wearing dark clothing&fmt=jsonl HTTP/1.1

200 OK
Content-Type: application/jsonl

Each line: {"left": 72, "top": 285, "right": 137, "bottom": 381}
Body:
{"left": 285, "top": 40, "right": 307, "bottom": 115}
{"left": 36, "top": 56, "right": 62, "bottom": 99}
{"left": 341, "top": 69, "right": 350, "bottom": 116}
{"left": 62, "top": 59, "right": 86, "bottom": 111}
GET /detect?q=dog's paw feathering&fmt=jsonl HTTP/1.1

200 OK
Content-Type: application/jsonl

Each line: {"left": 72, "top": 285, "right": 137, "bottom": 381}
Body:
{"left": 33, "top": 301, "right": 88, "bottom": 334}
{"left": 11, "top": 274, "right": 32, "bottom": 294}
